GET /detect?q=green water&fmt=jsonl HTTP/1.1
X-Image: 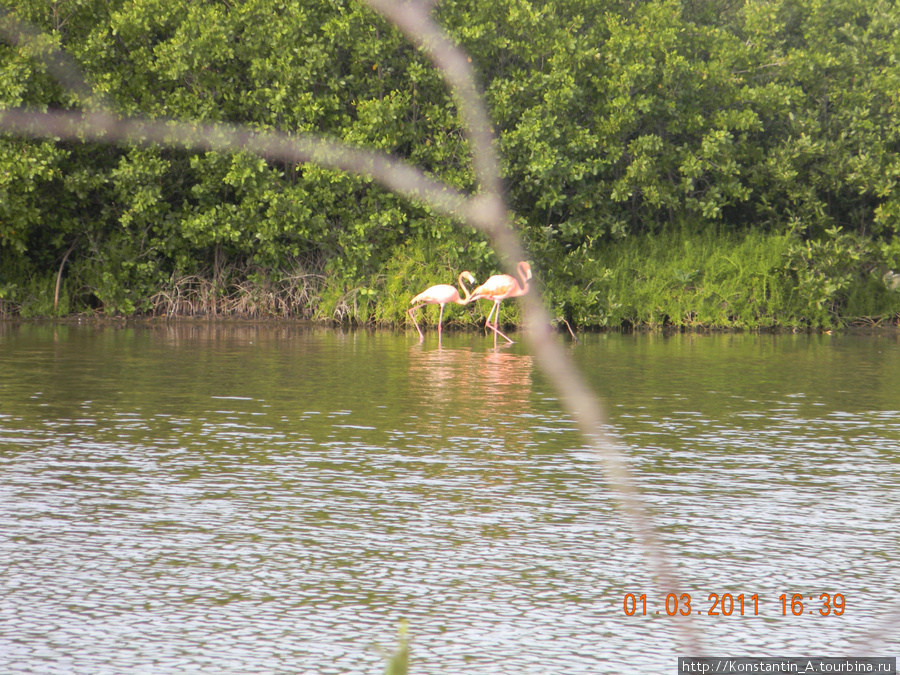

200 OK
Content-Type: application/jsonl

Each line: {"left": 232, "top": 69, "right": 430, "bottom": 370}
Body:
{"left": 1, "top": 323, "right": 898, "bottom": 673}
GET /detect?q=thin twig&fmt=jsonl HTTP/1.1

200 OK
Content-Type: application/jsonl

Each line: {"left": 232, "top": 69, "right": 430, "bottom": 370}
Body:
{"left": 368, "top": 0, "right": 700, "bottom": 654}
{"left": 0, "top": 1, "right": 702, "bottom": 654}
{"left": 54, "top": 238, "right": 78, "bottom": 311}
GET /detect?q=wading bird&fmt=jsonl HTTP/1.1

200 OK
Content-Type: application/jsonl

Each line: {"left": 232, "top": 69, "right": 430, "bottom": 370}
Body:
{"left": 408, "top": 271, "right": 477, "bottom": 339}
{"left": 467, "top": 261, "right": 532, "bottom": 344}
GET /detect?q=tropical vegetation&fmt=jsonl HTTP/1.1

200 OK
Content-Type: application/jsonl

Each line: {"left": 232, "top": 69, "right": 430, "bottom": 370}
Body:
{"left": 2, "top": 0, "right": 900, "bottom": 329}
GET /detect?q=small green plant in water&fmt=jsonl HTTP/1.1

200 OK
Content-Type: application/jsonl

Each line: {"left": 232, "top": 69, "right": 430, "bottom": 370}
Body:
{"left": 383, "top": 619, "right": 409, "bottom": 675}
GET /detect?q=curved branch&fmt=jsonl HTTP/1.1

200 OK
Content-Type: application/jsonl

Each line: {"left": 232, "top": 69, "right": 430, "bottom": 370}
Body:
{"left": 0, "top": 108, "right": 496, "bottom": 227}
{"left": 54, "top": 237, "right": 78, "bottom": 312}
{"left": 368, "top": 0, "right": 502, "bottom": 199}
{"left": 365, "top": 5, "right": 700, "bottom": 652}
{"left": 0, "top": 2, "right": 701, "bottom": 654}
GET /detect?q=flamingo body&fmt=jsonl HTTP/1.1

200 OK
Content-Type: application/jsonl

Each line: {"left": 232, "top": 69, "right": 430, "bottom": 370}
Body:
{"left": 408, "top": 271, "right": 476, "bottom": 339}
{"left": 468, "top": 261, "right": 532, "bottom": 343}
{"left": 410, "top": 284, "right": 462, "bottom": 307}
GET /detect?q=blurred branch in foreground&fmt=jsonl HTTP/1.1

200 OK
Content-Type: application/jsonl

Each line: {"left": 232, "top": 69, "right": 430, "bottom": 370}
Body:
{"left": 0, "top": 0, "right": 700, "bottom": 656}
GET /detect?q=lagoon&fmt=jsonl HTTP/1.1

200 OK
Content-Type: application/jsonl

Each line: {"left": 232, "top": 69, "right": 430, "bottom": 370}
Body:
{"left": 1, "top": 323, "right": 898, "bottom": 673}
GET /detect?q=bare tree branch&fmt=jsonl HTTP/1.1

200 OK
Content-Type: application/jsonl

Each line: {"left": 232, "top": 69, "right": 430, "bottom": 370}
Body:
{"left": 0, "top": 0, "right": 703, "bottom": 654}
{"left": 0, "top": 6, "right": 108, "bottom": 108}
{"left": 368, "top": 0, "right": 502, "bottom": 200}
{"left": 366, "top": 3, "right": 701, "bottom": 652}
{"left": 0, "top": 107, "right": 490, "bottom": 224}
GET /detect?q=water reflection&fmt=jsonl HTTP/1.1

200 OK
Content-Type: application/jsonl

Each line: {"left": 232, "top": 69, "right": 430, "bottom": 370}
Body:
{"left": 403, "top": 342, "right": 540, "bottom": 501}
{"left": 407, "top": 342, "right": 533, "bottom": 419}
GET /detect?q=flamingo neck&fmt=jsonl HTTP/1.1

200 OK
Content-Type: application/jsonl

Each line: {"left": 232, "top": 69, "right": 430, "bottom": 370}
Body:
{"left": 458, "top": 273, "right": 473, "bottom": 303}
{"left": 517, "top": 264, "right": 530, "bottom": 295}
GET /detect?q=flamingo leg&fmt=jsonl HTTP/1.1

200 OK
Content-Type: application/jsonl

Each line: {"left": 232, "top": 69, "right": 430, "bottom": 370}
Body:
{"left": 483, "top": 300, "right": 513, "bottom": 343}
{"left": 484, "top": 300, "right": 500, "bottom": 334}
{"left": 408, "top": 304, "right": 425, "bottom": 340}
{"left": 437, "top": 303, "right": 446, "bottom": 333}
{"left": 485, "top": 318, "right": 514, "bottom": 344}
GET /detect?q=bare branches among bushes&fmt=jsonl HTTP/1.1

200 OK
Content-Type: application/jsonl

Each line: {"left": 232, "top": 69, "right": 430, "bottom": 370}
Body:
{"left": 146, "top": 264, "right": 326, "bottom": 319}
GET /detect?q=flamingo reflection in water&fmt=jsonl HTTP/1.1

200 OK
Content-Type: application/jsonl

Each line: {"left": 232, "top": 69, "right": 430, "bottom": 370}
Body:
{"left": 466, "top": 261, "right": 532, "bottom": 344}
{"left": 408, "top": 344, "right": 534, "bottom": 440}
{"left": 408, "top": 271, "right": 477, "bottom": 340}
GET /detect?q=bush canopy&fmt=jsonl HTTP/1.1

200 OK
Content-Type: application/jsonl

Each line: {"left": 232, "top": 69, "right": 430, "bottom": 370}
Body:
{"left": 2, "top": 0, "right": 900, "bottom": 328}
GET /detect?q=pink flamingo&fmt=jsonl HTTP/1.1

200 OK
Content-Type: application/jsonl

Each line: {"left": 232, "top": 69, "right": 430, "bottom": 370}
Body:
{"left": 467, "top": 261, "right": 532, "bottom": 344}
{"left": 408, "top": 271, "right": 477, "bottom": 339}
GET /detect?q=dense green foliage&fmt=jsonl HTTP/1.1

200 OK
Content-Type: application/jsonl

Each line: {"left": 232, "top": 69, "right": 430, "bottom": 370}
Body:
{"left": 2, "top": 0, "right": 900, "bottom": 328}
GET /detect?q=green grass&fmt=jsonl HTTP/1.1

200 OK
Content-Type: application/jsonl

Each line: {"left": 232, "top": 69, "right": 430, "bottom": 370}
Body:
{"left": 7, "top": 226, "right": 900, "bottom": 330}
{"left": 555, "top": 225, "right": 900, "bottom": 330}
{"left": 594, "top": 226, "right": 795, "bottom": 328}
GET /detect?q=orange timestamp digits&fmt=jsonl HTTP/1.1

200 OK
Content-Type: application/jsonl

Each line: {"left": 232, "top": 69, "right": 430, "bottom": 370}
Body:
{"left": 779, "top": 593, "right": 845, "bottom": 616}
{"left": 622, "top": 593, "right": 759, "bottom": 616}
{"left": 623, "top": 592, "right": 846, "bottom": 617}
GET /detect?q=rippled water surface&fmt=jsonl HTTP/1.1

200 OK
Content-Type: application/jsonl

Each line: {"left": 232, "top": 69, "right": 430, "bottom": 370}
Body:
{"left": 1, "top": 323, "right": 899, "bottom": 673}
